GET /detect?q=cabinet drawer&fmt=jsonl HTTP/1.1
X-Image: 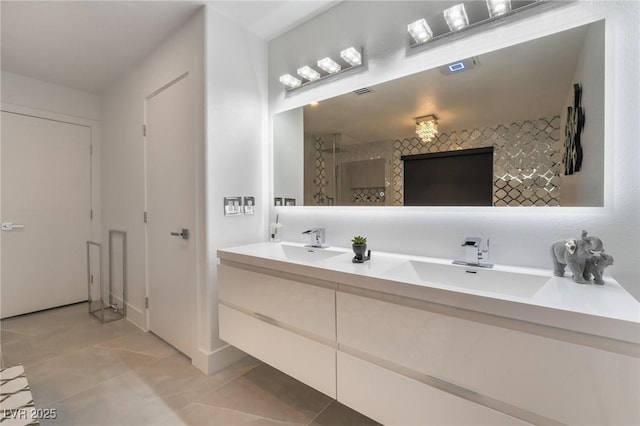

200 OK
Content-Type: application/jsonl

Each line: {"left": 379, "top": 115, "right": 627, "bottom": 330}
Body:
{"left": 219, "top": 304, "right": 336, "bottom": 398}
{"left": 337, "top": 351, "right": 529, "bottom": 426}
{"left": 218, "top": 263, "right": 335, "bottom": 340}
{"left": 337, "top": 292, "right": 640, "bottom": 425}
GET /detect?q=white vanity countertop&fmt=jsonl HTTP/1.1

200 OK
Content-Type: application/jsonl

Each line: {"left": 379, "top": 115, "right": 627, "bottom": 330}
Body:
{"left": 218, "top": 242, "right": 640, "bottom": 345}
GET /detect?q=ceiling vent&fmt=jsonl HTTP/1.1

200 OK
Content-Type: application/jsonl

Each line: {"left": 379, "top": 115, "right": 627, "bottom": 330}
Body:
{"left": 353, "top": 87, "right": 373, "bottom": 95}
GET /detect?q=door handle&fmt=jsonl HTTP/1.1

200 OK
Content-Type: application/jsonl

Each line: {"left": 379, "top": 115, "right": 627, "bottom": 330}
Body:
{"left": 170, "top": 228, "right": 190, "bottom": 240}
{"left": 1, "top": 222, "right": 25, "bottom": 231}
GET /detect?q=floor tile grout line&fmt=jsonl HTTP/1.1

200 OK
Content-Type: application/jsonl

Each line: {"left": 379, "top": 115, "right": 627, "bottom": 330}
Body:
{"left": 192, "top": 361, "right": 263, "bottom": 404}
{"left": 185, "top": 402, "right": 308, "bottom": 425}
{"left": 40, "top": 350, "right": 256, "bottom": 410}
{"left": 41, "top": 364, "right": 142, "bottom": 409}
{"left": 37, "top": 342, "right": 178, "bottom": 408}
{"left": 1, "top": 322, "right": 144, "bottom": 369}
{"left": 305, "top": 399, "right": 334, "bottom": 426}
{"left": 16, "top": 334, "right": 170, "bottom": 374}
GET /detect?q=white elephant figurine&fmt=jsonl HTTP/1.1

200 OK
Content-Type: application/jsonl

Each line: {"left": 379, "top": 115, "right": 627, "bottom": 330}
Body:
{"left": 550, "top": 230, "right": 604, "bottom": 284}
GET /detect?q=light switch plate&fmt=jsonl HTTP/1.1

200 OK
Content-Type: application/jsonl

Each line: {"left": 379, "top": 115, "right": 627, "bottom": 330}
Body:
{"left": 243, "top": 196, "right": 255, "bottom": 215}
{"left": 223, "top": 197, "right": 242, "bottom": 216}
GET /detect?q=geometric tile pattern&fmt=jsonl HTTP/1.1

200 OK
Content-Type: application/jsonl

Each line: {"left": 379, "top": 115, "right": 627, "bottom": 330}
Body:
{"left": 311, "top": 115, "right": 560, "bottom": 207}
{"left": 392, "top": 115, "right": 561, "bottom": 206}
{"left": 352, "top": 187, "right": 386, "bottom": 204}
{"left": 313, "top": 136, "right": 328, "bottom": 205}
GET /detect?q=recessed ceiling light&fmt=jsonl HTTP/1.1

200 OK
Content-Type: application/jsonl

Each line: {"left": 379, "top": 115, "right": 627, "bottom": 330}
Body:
{"left": 297, "top": 66, "right": 320, "bottom": 81}
{"left": 486, "top": 0, "right": 511, "bottom": 18}
{"left": 340, "top": 47, "right": 361, "bottom": 66}
{"left": 317, "top": 57, "right": 341, "bottom": 74}
{"left": 310, "top": 101, "right": 319, "bottom": 106}
{"left": 279, "top": 74, "right": 302, "bottom": 88}
{"left": 444, "top": 3, "right": 469, "bottom": 32}
{"left": 407, "top": 19, "right": 433, "bottom": 44}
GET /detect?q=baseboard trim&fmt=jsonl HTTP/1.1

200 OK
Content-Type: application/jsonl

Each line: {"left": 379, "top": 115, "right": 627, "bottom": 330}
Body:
{"left": 191, "top": 344, "right": 247, "bottom": 375}
{"left": 125, "top": 303, "right": 147, "bottom": 331}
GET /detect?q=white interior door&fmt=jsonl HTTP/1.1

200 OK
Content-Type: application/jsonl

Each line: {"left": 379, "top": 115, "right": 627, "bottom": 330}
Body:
{"left": 1, "top": 111, "right": 91, "bottom": 318}
{"left": 145, "top": 73, "right": 195, "bottom": 357}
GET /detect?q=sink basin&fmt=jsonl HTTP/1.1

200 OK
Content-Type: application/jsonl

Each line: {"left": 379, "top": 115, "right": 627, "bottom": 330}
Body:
{"left": 279, "top": 244, "right": 345, "bottom": 262}
{"left": 382, "top": 260, "right": 550, "bottom": 298}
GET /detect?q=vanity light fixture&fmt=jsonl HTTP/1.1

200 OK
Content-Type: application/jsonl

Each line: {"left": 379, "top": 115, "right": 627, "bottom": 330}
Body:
{"left": 408, "top": 1, "right": 550, "bottom": 51}
{"left": 415, "top": 115, "right": 439, "bottom": 143}
{"left": 297, "top": 65, "right": 321, "bottom": 81}
{"left": 486, "top": 0, "right": 511, "bottom": 18}
{"left": 408, "top": 19, "right": 433, "bottom": 44}
{"left": 279, "top": 73, "right": 302, "bottom": 88}
{"left": 444, "top": 4, "right": 469, "bottom": 31}
{"left": 340, "top": 47, "right": 362, "bottom": 66}
{"left": 317, "top": 57, "right": 341, "bottom": 74}
{"left": 279, "top": 47, "right": 364, "bottom": 93}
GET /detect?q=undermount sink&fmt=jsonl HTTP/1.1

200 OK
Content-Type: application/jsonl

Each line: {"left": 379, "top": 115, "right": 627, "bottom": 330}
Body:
{"left": 382, "top": 260, "right": 550, "bottom": 298}
{"left": 279, "top": 244, "right": 345, "bottom": 262}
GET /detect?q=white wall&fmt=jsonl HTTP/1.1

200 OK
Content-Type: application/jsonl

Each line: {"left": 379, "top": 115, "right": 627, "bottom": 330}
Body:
{"left": 1, "top": 71, "right": 100, "bottom": 121}
{"left": 100, "top": 9, "right": 205, "bottom": 350}
{"left": 273, "top": 108, "right": 304, "bottom": 203}
{"left": 204, "top": 6, "right": 268, "bottom": 371}
{"left": 268, "top": 2, "right": 640, "bottom": 300}
{"left": 560, "top": 20, "right": 606, "bottom": 207}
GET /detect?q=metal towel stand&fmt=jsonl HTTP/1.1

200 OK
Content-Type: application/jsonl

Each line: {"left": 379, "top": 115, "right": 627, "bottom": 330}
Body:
{"left": 86, "top": 230, "right": 127, "bottom": 323}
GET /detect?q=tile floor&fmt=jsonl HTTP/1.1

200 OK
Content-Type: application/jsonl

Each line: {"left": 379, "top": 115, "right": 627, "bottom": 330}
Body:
{"left": 0, "top": 303, "right": 380, "bottom": 426}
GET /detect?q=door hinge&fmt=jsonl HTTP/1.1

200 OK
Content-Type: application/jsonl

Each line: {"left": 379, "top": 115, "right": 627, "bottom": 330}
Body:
{"left": 145, "top": 297, "right": 149, "bottom": 309}
{"left": 143, "top": 211, "right": 148, "bottom": 223}
{"left": 143, "top": 124, "right": 147, "bottom": 137}
{"left": 90, "top": 274, "right": 94, "bottom": 284}
{"left": 90, "top": 144, "right": 93, "bottom": 155}
{"left": 90, "top": 209, "right": 94, "bottom": 220}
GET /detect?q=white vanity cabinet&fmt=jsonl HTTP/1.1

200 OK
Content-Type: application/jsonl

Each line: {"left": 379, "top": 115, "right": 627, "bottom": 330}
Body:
{"left": 336, "top": 291, "right": 640, "bottom": 425}
{"left": 218, "top": 262, "right": 337, "bottom": 398}
{"left": 217, "top": 243, "right": 640, "bottom": 426}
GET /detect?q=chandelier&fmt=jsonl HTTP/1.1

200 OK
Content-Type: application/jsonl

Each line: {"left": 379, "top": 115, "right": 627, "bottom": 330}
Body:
{"left": 415, "top": 115, "right": 439, "bottom": 142}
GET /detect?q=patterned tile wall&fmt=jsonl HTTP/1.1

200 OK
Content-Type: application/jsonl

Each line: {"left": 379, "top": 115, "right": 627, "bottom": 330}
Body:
{"left": 392, "top": 115, "right": 561, "bottom": 206}
{"left": 310, "top": 115, "right": 561, "bottom": 206}
{"left": 352, "top": 187, "right": 386, "bottom": 204}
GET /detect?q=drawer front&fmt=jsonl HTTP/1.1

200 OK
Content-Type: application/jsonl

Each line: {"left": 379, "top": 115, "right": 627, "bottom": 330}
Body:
{"left": 218, "top": 263, "right": 335, "bottom": 340}
{"left": 337, "top": 292, "right": 640, "bottom": 425}
{"left": 337, "top": 351, "right": 529, "bottom": 426}
{"left": 219, "top": 304, "right": 336, "bottom": 398}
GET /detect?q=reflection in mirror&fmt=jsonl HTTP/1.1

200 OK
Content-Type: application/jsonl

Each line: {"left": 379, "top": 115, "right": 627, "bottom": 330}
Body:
{"left": 273, "top": 21, "right": 605, "bottom": 207}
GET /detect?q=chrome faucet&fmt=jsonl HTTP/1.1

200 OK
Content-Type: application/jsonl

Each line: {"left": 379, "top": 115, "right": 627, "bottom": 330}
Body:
{"left": 302, "top": 228, "right": 327, "bottom": 248}
{"left": 453, "top": 237, "right": 492, "bottom": 268}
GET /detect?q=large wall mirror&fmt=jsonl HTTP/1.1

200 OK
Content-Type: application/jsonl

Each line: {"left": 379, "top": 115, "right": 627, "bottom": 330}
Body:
{"left": 273, "top": 20, "right": 604, "bottom": 207}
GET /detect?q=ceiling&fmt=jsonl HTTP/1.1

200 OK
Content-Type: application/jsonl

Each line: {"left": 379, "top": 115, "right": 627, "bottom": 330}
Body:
{"left": 303, "top": 22, "right": 594, "bottom": 145}
{"left": 0, "top": 1, "right": 338, "bottom": 94}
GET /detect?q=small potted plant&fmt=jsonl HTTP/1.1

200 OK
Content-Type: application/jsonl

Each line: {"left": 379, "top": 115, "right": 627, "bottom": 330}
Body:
{"left": 351, "top": 236, "right": 367, "bottom": 258}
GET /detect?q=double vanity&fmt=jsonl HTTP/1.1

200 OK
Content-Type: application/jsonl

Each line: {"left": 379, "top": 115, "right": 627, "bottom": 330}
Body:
{"left": 217, "top": 242, "right": 640, "bottom": 425}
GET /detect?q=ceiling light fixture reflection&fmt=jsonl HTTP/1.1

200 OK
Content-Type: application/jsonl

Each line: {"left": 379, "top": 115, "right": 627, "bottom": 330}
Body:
{"left": 279, "top": 74, "right": 302, "bottom": 88}
{"left": 297, "top": 66, "right": 321, "bottom": 81}
{"left": 415, "top": 115, "right": 439, "bottom": 143}
{"left": 340, "top": 47, "right": 361, "bottom": 66}
{"left": 317, "top": 57, "right": 341, "bottom": 74}
{"left": 408, "top": 19, "right": 433, "bottom": 44}
{"left": 444, "top": 3, "right": 469, "bottom": 31}
{"left": 486, "top": 0, "right": 511, "bottom": 18}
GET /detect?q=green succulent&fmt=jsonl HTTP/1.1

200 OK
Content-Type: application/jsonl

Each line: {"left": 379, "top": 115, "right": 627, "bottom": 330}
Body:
{"left": 351, "top": 236, "right": 367, "bottom": 245}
